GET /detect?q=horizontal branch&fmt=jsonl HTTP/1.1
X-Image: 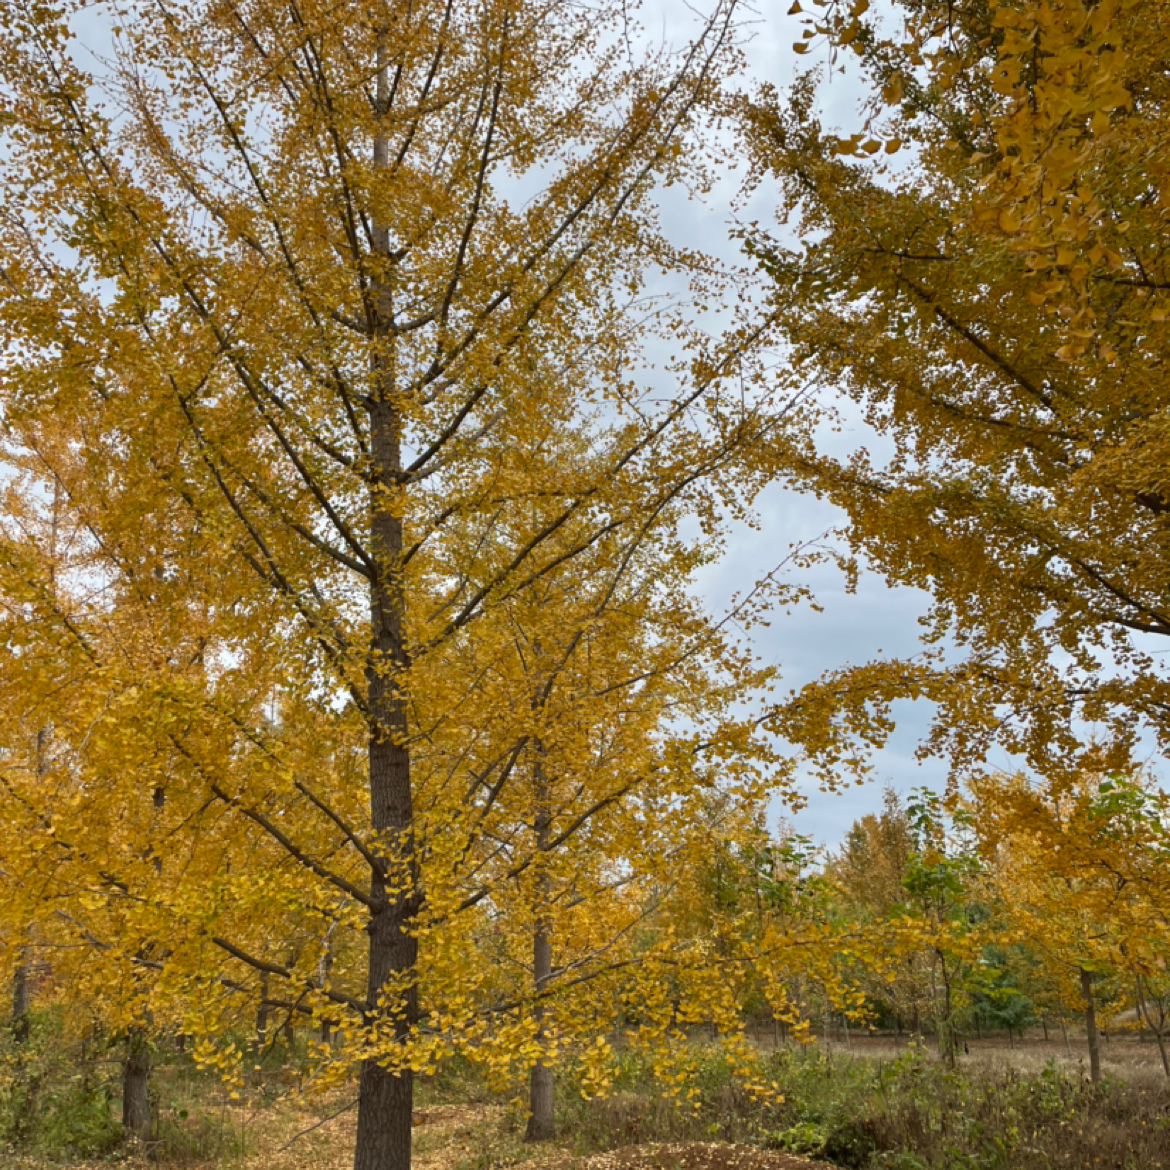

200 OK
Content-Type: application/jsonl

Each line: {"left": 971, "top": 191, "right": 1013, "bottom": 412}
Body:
{"left": 211, "top": 936, "right": 367, "bottom": 1014}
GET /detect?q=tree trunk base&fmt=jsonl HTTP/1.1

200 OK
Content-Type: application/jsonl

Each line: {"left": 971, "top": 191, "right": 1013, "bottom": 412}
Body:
{"left": 525, "top": 1063, "right": 554, "bottom": 1142}
{"left": 122, "top": 1031, "right": 152, "bottom": 1142}
{"left": 354, "top": 1059, "right": 412, "bottom": 1170}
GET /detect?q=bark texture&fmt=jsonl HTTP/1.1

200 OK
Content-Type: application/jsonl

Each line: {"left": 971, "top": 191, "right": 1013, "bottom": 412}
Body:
{"left": 1080, "top": 967, "right": 1101, "bottom": 1083}
{"left": 11, "top": 952, "right": 29, "bottom": 1043}
{"left": 1135, "top": 975, "right": 1170, "bottom": 1078}
{"left": 526, "top": 750, "right": 554, "bottom": 1142}
{"left": 122, "top": 1030, "right": 152, "bottom": 1141}
{"left": 353, "top": 40, "right": 419, "bottom": 1170}
{"left": 256, "top": 971, "right": 269, "bottom": 1045}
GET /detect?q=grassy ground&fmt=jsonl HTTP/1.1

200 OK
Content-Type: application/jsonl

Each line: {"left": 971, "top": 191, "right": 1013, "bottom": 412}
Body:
{"left": 806, "top": 1027, "right": 1170, "bottom": 1080}
{"left": 4, "top": 1030, "right": 1170, "bottom": 1169}
{"left": 2, "top": 1089, "right": 835, "bottom": 1170}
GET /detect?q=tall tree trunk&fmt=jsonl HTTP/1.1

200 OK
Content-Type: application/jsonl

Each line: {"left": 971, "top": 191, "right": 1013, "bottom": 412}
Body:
{"left": 122, "top": 1030, "right": 152, "bottom": 1142}
{"left": 526, "top": 924, "right": 554, "bottom": 1140}
{"left": 1080, "top": 967, "right": 1101, "bottom": 1084}
{"left": 937, "top": 951, "right": 955, "bottom": 1068}
{"left": 1041, "top": 1014, "right": 1048, "bottom": 1042}
{"left": 1060, "top": 1014, "right": 1072, "bottom": 1058}
{"left": 353, "top": 393, "right": 419, "bottom": 1167}
{"left": 353, "top": 37, "right": 419, "bottom": 1170}
{"left": 11, "top": 949, "right": 29, "bottom": 1043}
{"left": 14, "top": 726, "right": 52, "bottom": 1045}
{"left": 256, "top": 971, "right": 269, "bottom": 1046}
{"left": 526, "top": 744, "right": 554, "bottom": 1142}
{"left": 320, "top": 925, "right": 336, "bottom": 1048}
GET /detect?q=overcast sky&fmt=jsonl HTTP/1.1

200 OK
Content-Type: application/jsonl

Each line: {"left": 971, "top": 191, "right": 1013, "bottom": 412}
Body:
{"left": 632, "top": 0, "right": 955, "bottom": 849}
{"left": 657, "top": 0, "right": 1170, "bottom": 850}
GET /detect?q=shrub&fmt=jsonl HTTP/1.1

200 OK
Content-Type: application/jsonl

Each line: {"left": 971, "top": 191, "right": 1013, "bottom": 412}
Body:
{"left": 0, "top": 1011, "right": 121, "bottom": 1157}
{"left": 554, "top": 1038, "right": 1170, "bottom": 1168}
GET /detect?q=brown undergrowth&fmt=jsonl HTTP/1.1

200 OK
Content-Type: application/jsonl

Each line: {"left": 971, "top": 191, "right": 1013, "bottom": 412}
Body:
{"left": 6, "top": 1033, "right": 1170, "bottom": 1168}
{"left": 3, "top": 1082, "right": 835, "bottom": 1170}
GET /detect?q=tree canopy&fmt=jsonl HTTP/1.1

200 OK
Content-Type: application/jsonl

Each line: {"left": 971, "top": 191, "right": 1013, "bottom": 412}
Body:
{"left": 0, "top": 0, "right": 802, "bottom": 1165}
{"left": 6, "top": 0, "right": 1170, "bottom": 1164}
{"left": 744, "top": 0, "right": 1170, "bottom": 789}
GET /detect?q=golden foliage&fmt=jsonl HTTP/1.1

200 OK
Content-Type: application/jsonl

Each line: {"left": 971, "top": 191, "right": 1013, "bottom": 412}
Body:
{"left": 0, "top": 0, "right": 798, "bottom": 1162}
{"left": 742, "top": 0, "right": 1170, "bottom": 787}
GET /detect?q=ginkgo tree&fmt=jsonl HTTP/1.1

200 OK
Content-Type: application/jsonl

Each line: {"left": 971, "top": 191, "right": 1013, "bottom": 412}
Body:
{"left": 741, "top": 0, "right": 1170, "bottom": 792}
{"left": 0, "top": 0, "right": 807, "bottom": 1163}
{"left": 0, "top": 439, "right": 361, "bottom": 1138}
{"left": 0, "top": 329, "right": 797, "bottom": 1153}
{"left": 828, "top": 790, "right": 945, "bottom": 1038}
{"left": 965, "top": 769, "right": 1170, "bottom": 1082}
{"left": 385, "top": 411, "right": 789, "bottom": 1139}
{"left": 829, "top": 788, "right": 932, "bottom": 1037}
{"left": 825, "top": 789, "right": 992, "bottom": 1064}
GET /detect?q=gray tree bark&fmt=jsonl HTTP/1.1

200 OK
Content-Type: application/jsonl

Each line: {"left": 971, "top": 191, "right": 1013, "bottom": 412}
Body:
{"left": 14, "top": 725, "right": 53, "bottom": 1044}
{"left": 352, "top": 36, "right": 418, "bottom": 1170}
{"left": 1135, "top": 975, "right": 1170, "bottom": 1078}
{"left": 319, "top": 923, "right": 337, "bottom": 1048}
{"left": 256, "top": 971, "right": 270, "bottom": 1046}
{"left": 11, "top": 950, "right": 29, "bottom": 1043}
{"left": 1080, "top": 967, "right": 1101, "bottom": 1083}
{"left": 526, "top": 744, "right": 554, "bottom": 1142}
{"left": 122, "top": 1030, "right": 152, "bottom": 1141}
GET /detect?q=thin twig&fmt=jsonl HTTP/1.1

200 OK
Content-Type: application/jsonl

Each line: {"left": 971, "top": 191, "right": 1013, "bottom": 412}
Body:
{"left": 277, "top": 1096, "right": 360, "bottom": 1152}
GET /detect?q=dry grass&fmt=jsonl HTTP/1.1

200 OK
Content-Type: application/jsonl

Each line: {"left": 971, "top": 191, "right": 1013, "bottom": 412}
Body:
{"left": 814, "top": 1028, "right": 1170, "bottom": 1083}
{"left": 6, "top": 1030, "right": 1170, "bottom": 1169}
{"left": 235, "top": 1097, "right": 509, "bottom": 1170}
{"left": 217, "top": 1097, "right": 835, "bottom": 1170}
{"left": 531, "top": 1144, "right": 836, "bottom": 1170}
{"left": 0, "top": 1090, "right": 830, "bottom": 1170}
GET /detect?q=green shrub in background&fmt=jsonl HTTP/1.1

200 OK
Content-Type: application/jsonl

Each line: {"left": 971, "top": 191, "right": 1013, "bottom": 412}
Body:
{"left": 6, "top": 1026, "right": 1161, "bottom": 1167}
{"left": 0, "top": 1012, "right": 254, "bottom": 1163}
{"left": 443, "top": 1037, "right": 1170, "bottom": 1168}
{"left": 0, "top": 1010, "right": 121, "bottom": 1158}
